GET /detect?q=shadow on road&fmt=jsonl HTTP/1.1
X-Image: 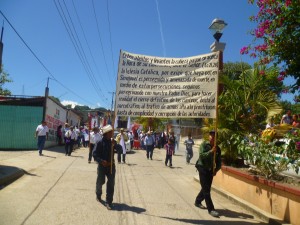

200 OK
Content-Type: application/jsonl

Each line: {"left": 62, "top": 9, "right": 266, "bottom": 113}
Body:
{"left": 148, "top": 215, "right": 267, "bottom": 225}
{"left": 126, "top": 163, "right": 137, "bottom": 166}
{"left": 40, "top": 155, "right": 56, "bottom": 159}
{"left": 169, "top": 166, "right": 183, "bottom": 169}
{"left": 113, "top": 203, "right": 146, "bottom": 213}
{"left": 23, "top": 170, "right": 38, "bottom": 176}
{"left": 217, "top": 209, "right": 254, "bottom": 219}
{"left": 68, "top": 155, "right": 84, "bottom": 158}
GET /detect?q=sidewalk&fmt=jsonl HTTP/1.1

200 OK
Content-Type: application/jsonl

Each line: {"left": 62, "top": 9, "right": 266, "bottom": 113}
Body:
{"left": 0, "top": 146, "right": 66, "bottom": 188}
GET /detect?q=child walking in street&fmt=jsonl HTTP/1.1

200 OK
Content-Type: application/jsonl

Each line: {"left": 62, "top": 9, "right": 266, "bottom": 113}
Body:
{"left": 184, "top": 133, "right": 195, "bottom": 164}
{"left": 164, "top": 139, "right": 174, "bottom": 167}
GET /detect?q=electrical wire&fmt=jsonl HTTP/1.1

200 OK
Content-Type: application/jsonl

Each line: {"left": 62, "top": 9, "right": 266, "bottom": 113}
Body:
{"left": 54, "top": 0, "right": 110, "bottom": 106}
{"left": 106, "top": 0, "right": 116, "bottom": 83}
{"left": 91, "top": 0, "right": 114, "bottom": 87}
{"left": 71, "top": 0, "right": 113, "bottom": 91}
{"left": 0, "top": 10, "right": 95, "bottom": 106}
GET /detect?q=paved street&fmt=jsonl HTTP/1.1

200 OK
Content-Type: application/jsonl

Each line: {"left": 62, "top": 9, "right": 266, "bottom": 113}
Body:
{"left": 0, "top": 144, "right": 267, "bottom": 225}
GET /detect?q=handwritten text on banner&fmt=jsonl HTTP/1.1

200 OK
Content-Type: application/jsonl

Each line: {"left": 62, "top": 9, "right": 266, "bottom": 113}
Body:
{"left": 115, "top": 50, "right": 219, "bottom": 118}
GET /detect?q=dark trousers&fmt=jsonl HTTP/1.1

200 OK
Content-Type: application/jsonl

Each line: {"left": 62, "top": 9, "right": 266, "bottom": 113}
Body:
{"left": 165, "top": 154, "right": 172, "bottom": 166}
{"left": 186, "top": 150, "right": 193, "bottom": 163}
{"left": 89, "top": 143, "right": 95, "bottom": 162}
{"left": 146, "top": 145, "right": 154, "bottom": 159}
{"left": 65, "top": 140, "right": 74, "bottom": 155}
{"left": 117, "top": 151, "right": 126, "bottom": 163}
{"left": 37, "top": 136, "right": 46, "bottom": 154}
{"left": 195, "top": 167, "right": 215, "bottom": 212}
{"left": 96, "top": 164, "right": 115, "bottom": 204}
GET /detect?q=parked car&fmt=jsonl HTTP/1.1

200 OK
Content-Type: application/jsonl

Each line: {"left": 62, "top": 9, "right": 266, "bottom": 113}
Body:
{"left": 113, "top": 131, "right": 132, "bottom": 153}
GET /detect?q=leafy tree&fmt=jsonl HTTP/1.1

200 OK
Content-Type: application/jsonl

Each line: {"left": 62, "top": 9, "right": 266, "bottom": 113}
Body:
{"left": 0, "top": 65, "right": 12, "bottom": 95}
{"left": 224, "top": 62, "right": 284, "bottom": 97}
{"left": 242, "top": 0, "right": 300, "bottom": 100}
{"left": 204, "top": 63, "right": 282, "bottom": 164}
{"left": 94, "top": 107, "right": 107, "bottom": 112}
{"left": 135, "top": 117, "right": 165, "bottom": 132}
{"left": 223, "top": 62, "right": 252, "bottom": 80}
{"left": 74, "top": 105, "right": 90, "bottom": 111}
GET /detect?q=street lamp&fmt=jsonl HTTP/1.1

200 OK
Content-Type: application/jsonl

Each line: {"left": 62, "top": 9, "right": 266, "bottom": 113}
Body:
{"left": 209, "top": 19, "right": 227, "bottom": 170}
{"left": 209, "top": 18, "right": 227, "bottom": 52}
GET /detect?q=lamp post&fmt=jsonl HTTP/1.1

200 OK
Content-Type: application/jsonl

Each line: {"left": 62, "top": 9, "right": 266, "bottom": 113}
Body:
{"left": 209, "top": 18, "right": 227, "bottom": 172}
{"left": 209, "top": 18, "right": 227, "bottom": 53}
{"left": 209, "top": 18, "right": 227, "bottom": 93}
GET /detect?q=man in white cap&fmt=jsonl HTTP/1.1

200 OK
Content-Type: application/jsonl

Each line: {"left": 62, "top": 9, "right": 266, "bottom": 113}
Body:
{"left": 88, "top": 127, "right": 102, "bottom": 163}
{"left": 144, "top": 131, "right": 155, "bottom": 160}
{"left": 93, "top": 124, "right": 115, "bottom": 210}
{"left": 116, "top": 128, "right": 128, "bottom": 163}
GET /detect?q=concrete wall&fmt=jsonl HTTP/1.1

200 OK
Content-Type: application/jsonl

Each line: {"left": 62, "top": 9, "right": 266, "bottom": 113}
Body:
{"left": 213, "top": 166, "right": 300, "bottom": 225}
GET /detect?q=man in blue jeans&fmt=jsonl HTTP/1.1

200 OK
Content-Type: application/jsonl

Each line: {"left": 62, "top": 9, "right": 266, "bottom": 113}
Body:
{"left": 144, "top": 131, "right": 155, "bottom": 160}
{"left": 35, "top": 121, "right": 49, "bottom": 156}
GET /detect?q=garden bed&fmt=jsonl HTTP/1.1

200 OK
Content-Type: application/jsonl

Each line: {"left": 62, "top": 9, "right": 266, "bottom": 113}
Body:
{"left": 213, "top": 165, "right": 300, "bottom": 225}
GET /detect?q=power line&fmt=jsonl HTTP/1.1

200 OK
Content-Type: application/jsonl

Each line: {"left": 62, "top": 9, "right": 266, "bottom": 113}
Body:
{"left": 106, "top": 0, "right": 116, "bottom": 83}
{"left": 71, "top": 0, "right": 113, "bottom": 91}
{"left": 0, "top": 10, "right": 95, "bottom": 106}
{"left": 0, "top": 10, "right": 55, "bottom": 80}
{"left": 53, "top": 0, "right": 110, "bottom": 106}
{"left": 91, "top": 0, "right": 114, "bottom": 88}
{"left": 61, "top": 0, "right": 110, "bottom": 105}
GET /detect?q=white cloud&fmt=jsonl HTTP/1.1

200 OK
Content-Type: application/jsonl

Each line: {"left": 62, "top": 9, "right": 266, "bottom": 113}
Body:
{"left": 61, "top": 100, "right": 82, "bottom": 108}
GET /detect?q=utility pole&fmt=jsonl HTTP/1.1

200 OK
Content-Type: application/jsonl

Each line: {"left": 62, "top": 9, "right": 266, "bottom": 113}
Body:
{"left": 108, "top": 91, "right": 115, "bottom": 127}
{"left": 0, "top": 21, "right": 4, "bottom": 73}
{"left": 108, "top": 91, "right": 115, "bottom": 112}
{"left": 42, "top": 77, "right": 50, "bottom": 121}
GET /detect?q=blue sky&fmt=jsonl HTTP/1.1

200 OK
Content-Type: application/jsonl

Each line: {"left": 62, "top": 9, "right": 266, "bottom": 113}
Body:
{"left": 0, "top": 0, "right": 294, "bottom": 109}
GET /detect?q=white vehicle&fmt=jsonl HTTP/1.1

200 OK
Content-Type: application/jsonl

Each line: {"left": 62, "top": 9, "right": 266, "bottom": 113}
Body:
{"left": 113, "top": 131, "right": 132, "bottom": 153}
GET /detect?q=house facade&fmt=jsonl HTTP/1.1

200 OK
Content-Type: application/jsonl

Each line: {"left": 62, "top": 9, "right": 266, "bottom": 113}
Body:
{"left": 0, "top": 96, "right": 81, "bottom": 150}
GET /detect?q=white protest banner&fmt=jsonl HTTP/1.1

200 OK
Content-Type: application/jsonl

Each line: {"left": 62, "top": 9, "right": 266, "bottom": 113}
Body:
{"left": 115, "top": 50, "right": 219, "bottom": 118}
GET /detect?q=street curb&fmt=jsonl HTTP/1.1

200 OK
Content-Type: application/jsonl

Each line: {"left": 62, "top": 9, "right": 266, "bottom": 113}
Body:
{"left": 0, "top": 166, "right": 24, "bottom": 188}
{"left": 193, "top": 176, "right": 291, "bottom": 225}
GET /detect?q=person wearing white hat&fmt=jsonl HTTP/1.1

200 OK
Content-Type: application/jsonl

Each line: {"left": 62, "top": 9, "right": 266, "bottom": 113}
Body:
{"left": 115, "top": 128, "right": 128, "bottom": 163}
{"left": 92, "top": 125, "right": 115, "bottom": 210}
{"left": 88, "top": 127, "right": 102, "bottom": 163}
{"left": 144, "top": 131, "right": 155, "bottom": 160}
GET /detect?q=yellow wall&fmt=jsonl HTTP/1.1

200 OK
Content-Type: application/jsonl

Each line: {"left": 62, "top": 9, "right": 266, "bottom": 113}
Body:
{"left": 213, "top": 167, "right": 300, "bottom": 225}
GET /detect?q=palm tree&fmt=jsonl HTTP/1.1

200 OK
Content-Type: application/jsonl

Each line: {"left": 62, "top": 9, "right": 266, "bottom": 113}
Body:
{"left": 204, "top": 64, "right": 282, "bottom": 164}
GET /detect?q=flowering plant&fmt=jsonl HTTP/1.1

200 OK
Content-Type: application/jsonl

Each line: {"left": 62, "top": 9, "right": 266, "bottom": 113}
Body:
{"left": 236, "top": 128, "right": 300, "bottom": 179}
{"left": 243, "top": 0, "right": 300, "bottom": 101}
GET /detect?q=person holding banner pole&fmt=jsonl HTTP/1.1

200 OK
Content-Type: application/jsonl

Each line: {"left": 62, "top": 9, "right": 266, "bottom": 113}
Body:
{"left": 194, "top": 130, "right": 221, "bottom": 217}
{"left": 93, "top": 125, "right": 115, "bottom": 210}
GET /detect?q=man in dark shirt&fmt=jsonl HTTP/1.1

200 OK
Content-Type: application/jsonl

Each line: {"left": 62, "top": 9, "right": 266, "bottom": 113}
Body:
{"left": 195, "top": 130, "right": 221, "bottom": 217}
{"left": 93, "top": 125, "right": 115, "bottom": 210}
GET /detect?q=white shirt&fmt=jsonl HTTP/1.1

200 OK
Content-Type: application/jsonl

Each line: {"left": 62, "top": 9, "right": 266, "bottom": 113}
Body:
{"left": 65, "top": 130, "right": 76, "bottom": 140}
{"left": 36, "top": 124, "right": 49, "bottom": 136}
{"left": 120, "top": 135, "right": 126, "bottom": 154}
{"left": 90, "top": 132, "right": 102, "bottom": 144}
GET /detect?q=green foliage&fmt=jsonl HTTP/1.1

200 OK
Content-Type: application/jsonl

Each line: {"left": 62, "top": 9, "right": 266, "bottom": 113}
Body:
{"left": 205, "top": 62, "right": 283, "bottom": 163}
{"left": 135, "top": 117, "right": 165, "bottom": 132}
{"left": 94, "top": 107, "right": 107, "bottom": 111}
{"left": 246, "top": 0, "right": 300, "bottom": 99}
{"left": 0, "top": 65, "right": 12, "bottom": 96}
{"left": 223, "top": 62, "right": 252, "bottom": 80}
{"left": 236, "top": 129, "right": 300, "bottom": 179}
{"left": 74, "top": 105, "right": 90, "bottom": 111}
